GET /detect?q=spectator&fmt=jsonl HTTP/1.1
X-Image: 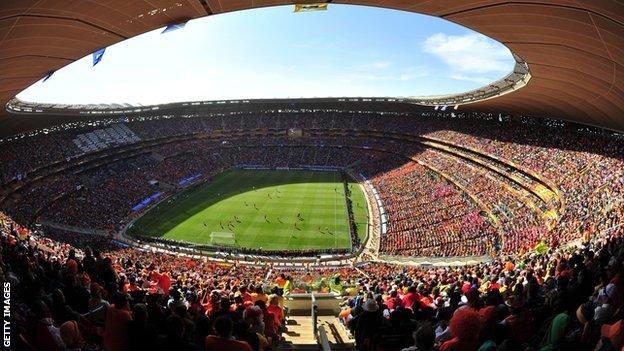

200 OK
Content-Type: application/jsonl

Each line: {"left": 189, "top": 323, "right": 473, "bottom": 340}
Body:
{"left": 205, "top": 316, "right": 253, "bottom": 351}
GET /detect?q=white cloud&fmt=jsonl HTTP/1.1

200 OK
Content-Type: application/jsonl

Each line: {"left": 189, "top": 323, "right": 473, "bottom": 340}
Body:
{"left": 357, "top": 61, "right": 392, "bottom": 70}
{"left": 347, "top": 65, "right": 430, "bottom": 83}
{"left": 422, "top": 33, "right": 512, "bottom": 74}
{"left": 404, "top": 65, "right": 431, "bottom": 78}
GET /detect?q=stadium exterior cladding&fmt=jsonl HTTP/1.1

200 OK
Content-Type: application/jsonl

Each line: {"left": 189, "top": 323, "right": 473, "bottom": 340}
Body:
{"left": 0, "top": 1, "right": 623, "bottom": 135}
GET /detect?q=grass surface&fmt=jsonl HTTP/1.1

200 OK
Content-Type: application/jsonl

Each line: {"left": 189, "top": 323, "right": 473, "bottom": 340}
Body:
{"left": 128, "top": 169, "right": 368, "bottom": 251}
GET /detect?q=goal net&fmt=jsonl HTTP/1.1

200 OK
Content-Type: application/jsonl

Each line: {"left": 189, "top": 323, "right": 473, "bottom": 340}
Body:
{"left": 210, "top": 232, "right": 237, "bottom": 247}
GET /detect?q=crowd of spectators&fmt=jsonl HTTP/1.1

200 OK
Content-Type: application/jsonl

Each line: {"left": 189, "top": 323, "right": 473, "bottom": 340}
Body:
{"left": 419, "top": 121, "right": 623, "bottom": 246}
{"left": 339, "top": 225, "right": 623, "bottom": 351}
{"left": 2, "top": 211, "right": 290, "bottom": 350}
{"left": 369, "top": 160, "right": 498, "bottom": 257}
{"left": 0, "top": 110, "right": 622, "bottom": 261}
{"left": 418, "top": 148, "right": 546, "bottom": 254}
{"left": 2, "top": 199, "right": 623, "bottom": 351}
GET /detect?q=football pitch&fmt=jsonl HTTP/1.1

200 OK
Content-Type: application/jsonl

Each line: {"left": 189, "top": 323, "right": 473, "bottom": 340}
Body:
{"left": 128, "top": 169, "right": 369, "bottom": 251}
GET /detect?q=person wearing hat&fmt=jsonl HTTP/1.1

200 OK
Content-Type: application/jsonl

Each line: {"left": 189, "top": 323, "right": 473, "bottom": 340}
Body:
{"left": 593, "top": 282, "right": 617, "bottom": 325}
{"left": 573, "top": 301, "right": 601, "bottom": 348}
{"left": 440, "top": 307, "right": 483, "bottom": 351}
{"left": 354, "top": 298, "right": 383, "bottom": 350}
{"left": 348, "top": 296, "right": 365, "bottom": 331}
{"left": 501, "top": 295, "right": 532, "bottom": 344}
{"left": 539, "top": 300, "right": 571, "bottom": 351}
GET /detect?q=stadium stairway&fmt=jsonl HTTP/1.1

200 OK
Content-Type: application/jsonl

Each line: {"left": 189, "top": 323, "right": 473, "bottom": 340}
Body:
{"left": 276, "top": 315, "right": 355, "bottom": 351}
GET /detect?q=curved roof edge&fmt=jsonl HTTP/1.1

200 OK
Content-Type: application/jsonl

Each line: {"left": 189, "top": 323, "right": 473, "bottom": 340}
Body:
{"left": 6, "top": 96, "right": 420, "bottom": 116}
{"left": 1, "top": 1, "right": 623, "bottom": 131}
{"left": 408, "top": 53, "right": 531, "bottom": 107}
{"left": 6, "top": 54, "right": 530, "bottom": 115}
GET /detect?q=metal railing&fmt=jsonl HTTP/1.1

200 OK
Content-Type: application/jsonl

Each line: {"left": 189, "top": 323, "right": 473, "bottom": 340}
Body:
{"left": 318, "top": 325, "right": 332, "bottom": 351}
{"left": 312, "top": 293, "right": 334, "bottom": 351}
{"left": 311, "top": 294, "right": 318, "bottom": 336}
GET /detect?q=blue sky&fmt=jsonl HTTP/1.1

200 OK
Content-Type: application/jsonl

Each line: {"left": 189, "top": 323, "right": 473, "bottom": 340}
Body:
{"left": 17, "top": 4, "right": 515, "bottom": 105}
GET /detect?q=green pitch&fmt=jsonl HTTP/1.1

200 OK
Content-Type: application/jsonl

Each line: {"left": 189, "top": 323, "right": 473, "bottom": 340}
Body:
{"left": 128, "top": 169, "right": 369, "bottom": 251}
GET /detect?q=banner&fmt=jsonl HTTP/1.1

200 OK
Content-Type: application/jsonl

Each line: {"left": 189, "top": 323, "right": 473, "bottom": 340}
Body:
{"left": 132, "top": 192, "right": 162, "bottom": 212}
{"left": 239, "top": 164, "right": 270, "bottom": 170}
{"left": 92, "top": 48, "right": 106, "bottom": 66}
{"left": 294, "top": 3, "right": 328, "bottom": 12}
{"left": 162, "top": 21, "right": 187, "bottom": 34}
{"left": 178, "top": 173, "right": 203, "bottom": 186}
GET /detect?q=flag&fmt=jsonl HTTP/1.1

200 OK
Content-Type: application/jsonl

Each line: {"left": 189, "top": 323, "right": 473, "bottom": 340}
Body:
{"left": 294, "top": 3, "right": 328, "bottom": 12}
{"left": 92, "top": 48, "right": 106, "bottom": 66}
{"left": 283, "top": 279, "right": 292, "bottom": 294}
{"left": 42, "top": 70, "right": 55, "bottom": 82}
{"left": 162, "top": 21, "right": 187, "bottom": 34}
{"left": 534, "top": 241, "right": 548, "bottom": 255}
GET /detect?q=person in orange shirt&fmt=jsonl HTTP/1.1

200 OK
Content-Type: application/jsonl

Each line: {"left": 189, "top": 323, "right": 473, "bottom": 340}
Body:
{"left": 239, "top": 286, "right": 253, "bottom": 303}
{"left": 402, "top": 286, "right": 420, "bottom": 310}
{"left": 270, "top": 287, "right": 285, "bottom": 309}
{"left": 66, "top": 249, "right": 79, "bottom": 276}
{"left": 505, "top": 261, "right": 515, "bottom": 271}
{"left": 267, "top": 295, "right": 284, "bottom": 328}
{"left": 205, "top": 316, "right": 253, "bottom": 351}
{"left": 251, "top": 285, "right": 268, "bottom": 304}
{"left": 440, "top": 308, "right": 483, "bottom": 351}
{"left": 126, "top": 276, "right": 141, "bottom": 292}
{"left": 103, "top": 292, "right": 133, "bottom": 351}
{"left": 275, "top": 273, "right": 287, "bottom": 288}
{"left": 158, "top": 270, "right": 171, "bottom": 295}
{"left": 150, "top": 269, "right": 161, "bottom": 285}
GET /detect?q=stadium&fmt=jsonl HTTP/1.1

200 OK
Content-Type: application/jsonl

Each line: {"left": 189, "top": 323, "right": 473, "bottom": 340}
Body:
{"left": 0, "top": 2, "right": 623, "bottom": 351}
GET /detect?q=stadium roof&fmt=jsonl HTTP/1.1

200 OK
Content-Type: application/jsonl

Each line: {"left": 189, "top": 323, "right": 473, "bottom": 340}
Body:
{"left": 1, "top": 1, "right": 623, "bottom": 134}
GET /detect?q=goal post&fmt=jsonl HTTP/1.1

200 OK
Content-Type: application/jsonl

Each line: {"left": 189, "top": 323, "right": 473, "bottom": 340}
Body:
{"left": 209, "top": 231, "right": 237, "bottom": 247}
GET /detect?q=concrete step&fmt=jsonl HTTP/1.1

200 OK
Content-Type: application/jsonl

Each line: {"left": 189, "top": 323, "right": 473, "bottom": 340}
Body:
{"left": 318, "top": 317, "right": 354, "bottom": 346}
{"left": 274, "top": 344, "right": 320, "bottom": 351}
{"left": 282, "top": 316, "right": 317, "bottom": 345}
{"left": 276, "top": 315, "right": 355, "bottom": 351}
{"left": 289, "top": 308, "right": 336, "bottom": 316}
